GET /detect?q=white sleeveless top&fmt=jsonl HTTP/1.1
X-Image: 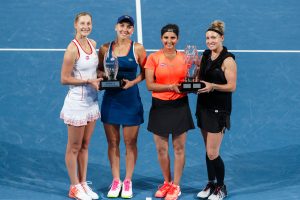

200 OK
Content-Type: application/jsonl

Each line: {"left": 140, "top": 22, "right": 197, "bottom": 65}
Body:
{"left": 67, "top": 38, "right": 99, "bottom": 101}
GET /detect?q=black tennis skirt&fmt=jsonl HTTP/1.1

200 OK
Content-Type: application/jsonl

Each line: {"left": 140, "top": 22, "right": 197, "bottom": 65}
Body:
{"left": 196, "top": 108, "right": 230, "bottom": 133}
{"left": 147, "top": 96, "right": 195, "bottom": 137}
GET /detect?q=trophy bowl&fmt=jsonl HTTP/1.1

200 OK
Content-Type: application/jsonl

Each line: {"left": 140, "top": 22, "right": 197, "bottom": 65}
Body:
{"left": 99, "top": 56, "right": 124, "bottom": 89}
{"left": 180, "top": 45, "right": 206, "bottom": 92}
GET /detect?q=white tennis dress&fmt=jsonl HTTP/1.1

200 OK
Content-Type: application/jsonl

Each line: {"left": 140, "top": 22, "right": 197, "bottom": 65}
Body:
{"left": 60, "top": 38, "right": 100, "bottom": 126}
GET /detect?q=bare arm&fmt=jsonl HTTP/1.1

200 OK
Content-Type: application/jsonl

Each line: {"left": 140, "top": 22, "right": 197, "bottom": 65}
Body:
{"left": 61, "top": 41, "right": 102, "bottom": 90}
{"left": 199, "top": 57, "right": 237, "bottom": 93}
{"left": 61, "top": 42, "right": 88, "bottom": 85}
{"left": 145, "top": 68, "right": 180, "bottom": 93}
{"left": 123, "top": 42, "right": 147, "bottom": 89}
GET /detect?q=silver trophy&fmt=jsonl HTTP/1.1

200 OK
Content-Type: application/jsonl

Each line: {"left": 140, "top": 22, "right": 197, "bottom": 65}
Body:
{"left": 180, "top": 45, "right": 205, "bottom": 92}
{"left": 99, "top": 55, "right": 124, "bottom": 89}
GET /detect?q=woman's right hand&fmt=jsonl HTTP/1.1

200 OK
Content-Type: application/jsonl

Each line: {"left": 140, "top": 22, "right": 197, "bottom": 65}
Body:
{"left": 87, "top": 78, "right": 103, "bottom": 90}
{"left": 168, "top": 83, "right": 181, "bottom": 93}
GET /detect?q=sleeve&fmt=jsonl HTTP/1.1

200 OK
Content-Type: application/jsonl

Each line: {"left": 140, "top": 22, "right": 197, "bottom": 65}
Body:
{"left": 144, "top": 53, "right": 156, "bottom": 70}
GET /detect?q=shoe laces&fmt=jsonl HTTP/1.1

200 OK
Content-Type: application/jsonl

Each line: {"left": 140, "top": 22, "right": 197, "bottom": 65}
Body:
{"left": 158, "top": 182, "right": 170, "bottom": 193}
{"left": 110, "top": 179, "right": 120, "bottom": 191}
{"left": 73, "top": 184, "right": 84, "bottom": 194}
{"left": 168, "top": 184, "right": 179, "bottom": 195}
{"left": 72, "top": 185, "right": 79, "bottom": 195}
{"left": 213, "top": 185, "right": 224, "bottom": 196}
{"left": 82, "top": 181, "right": 93, "bottom": 192}
{"left": 123, "top": 179, "right": 131, "bottom": 191}
{"left": 204, "top": 182, "right": 214, "bottom": 191}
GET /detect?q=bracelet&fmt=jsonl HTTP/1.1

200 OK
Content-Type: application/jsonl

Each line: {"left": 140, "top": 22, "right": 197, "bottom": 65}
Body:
{"left": 211, "top": 83, "right": 215, "bottom": 92}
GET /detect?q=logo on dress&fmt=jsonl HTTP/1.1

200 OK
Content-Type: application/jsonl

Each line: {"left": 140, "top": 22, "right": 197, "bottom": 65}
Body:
{"left": 160, "top": 63, "right": 167, "bottom": 67}
{"left": 86, "top": 56, "right": 90, "bottom": 60}
{"left": 110, "top": 57, "right": 115, "bottom": 61}
{"left": 128, "top": 58, "right": 133, "bottom": 62}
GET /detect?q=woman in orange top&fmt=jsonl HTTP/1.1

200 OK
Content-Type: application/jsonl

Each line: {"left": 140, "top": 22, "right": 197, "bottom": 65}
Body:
{"left": 144, "top": 24, "right": 195, "bottom": 200}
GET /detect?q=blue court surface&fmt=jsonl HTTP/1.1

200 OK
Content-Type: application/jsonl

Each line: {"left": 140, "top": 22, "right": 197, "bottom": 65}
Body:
{"left": 1, "top": 0, "right": 300, "bottom": 200}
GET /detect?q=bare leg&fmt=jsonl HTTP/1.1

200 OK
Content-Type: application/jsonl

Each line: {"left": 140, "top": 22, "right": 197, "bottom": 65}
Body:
{"left": 123, "top": 125, "right": 139, "bottom": 180}
{"left": 153, "top": 134, "right": 171, "bottom": 182}
{"left": 172, "top": 133, "right": 186, "bottom": 185}
{"left": 201, "top": 129, "right": 208, "bottom": 147}
{"left": 206, "top": 131, "right": 224, "bottom": 160}
{"left": 104, "top": 123, "right": 121, "bottom": 180}
{"left": 65, "top": 125, "right": 85, "bottom": 185}
{"left": 77, "top": 121, "right": 96, "bottom": 182}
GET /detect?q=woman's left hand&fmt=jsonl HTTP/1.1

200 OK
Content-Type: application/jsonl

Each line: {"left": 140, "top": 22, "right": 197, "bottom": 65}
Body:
{"left": 197, "top": 81, "right": 214, "bottom": 94}
{"left": 122, "top": 79, "right": 136, "bottom": 89}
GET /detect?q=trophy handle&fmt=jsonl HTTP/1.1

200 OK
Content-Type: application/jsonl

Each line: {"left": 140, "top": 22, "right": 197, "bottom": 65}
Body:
{"left": 103, "top": 52, "right": 109, "bottom": 79}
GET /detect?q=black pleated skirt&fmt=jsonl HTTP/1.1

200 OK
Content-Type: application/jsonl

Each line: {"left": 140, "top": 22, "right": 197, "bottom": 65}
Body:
{"left": 147, "top": 96, "right": 195, "bottom": 137}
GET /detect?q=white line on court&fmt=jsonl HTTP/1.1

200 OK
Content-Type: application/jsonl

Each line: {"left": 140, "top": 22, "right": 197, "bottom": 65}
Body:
{"left": 0, "top": 48, "right": 66, "bottom": 51}
{"left": 1, "top": 48, "right": 300, "bottom": 53}
{"left": 135, "top": 0, "right": 143, "bottom": 44}
{"left": 146, "top": 49, "right": 300, "bottom": 53}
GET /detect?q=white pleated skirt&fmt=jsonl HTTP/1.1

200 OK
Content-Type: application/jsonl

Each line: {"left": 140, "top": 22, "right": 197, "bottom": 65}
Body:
{"left": 60, "top": 96, "right": 100, "bottom": 126}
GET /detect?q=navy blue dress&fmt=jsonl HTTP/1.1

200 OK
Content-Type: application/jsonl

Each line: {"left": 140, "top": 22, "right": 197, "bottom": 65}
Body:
{"left": 101, "top": 41, "right": 144, "bottom": 126}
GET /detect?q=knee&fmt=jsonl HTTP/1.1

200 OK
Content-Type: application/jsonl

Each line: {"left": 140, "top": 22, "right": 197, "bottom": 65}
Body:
{"left": 174, "top": 145, "right": 185, "bottom": 157}
{"left": 107, "top": 139, "right": 120, "bottom": 149}
{"left": 67, "top": 142, "right": 82, "bottom": 154}
{"left": 207, "top": 150, "right": 219, "bottom": 160}
{"left": 80, "top": 139, "right": 90, "bottom": 151}
{"left": 124, "top": 138, "right": 137, "bottom": 149}
{"left": 156, "top": 146, "right": 168, "bottom": 157}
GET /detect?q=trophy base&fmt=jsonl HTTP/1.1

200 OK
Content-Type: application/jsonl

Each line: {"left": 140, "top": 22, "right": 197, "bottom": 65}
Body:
{"left": 180, "top": 82, "right": 206, "bottom": 92}
{"left": 99, "top": 80, "right": 124, "bottom": 90}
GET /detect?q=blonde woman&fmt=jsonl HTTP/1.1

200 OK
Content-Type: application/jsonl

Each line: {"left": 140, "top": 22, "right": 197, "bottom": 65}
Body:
{"left": 196, "top": 20, "right": 237, "bottom": 200}
{"left": 60, "top": 12, "right": 101, "bottom": 200}
{"left": 97, "top": 15, "right": 147, "bottom": 199}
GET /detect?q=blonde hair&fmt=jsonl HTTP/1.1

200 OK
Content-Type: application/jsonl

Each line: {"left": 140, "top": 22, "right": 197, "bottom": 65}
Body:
{"left": 74, "top": 12, "right": 92, "bottom": 35}
{"left": 207, "top": 20, "right": 225, "bottom": 35}
{"left": 74, "top": 12, "right": 92, "bottom": 23}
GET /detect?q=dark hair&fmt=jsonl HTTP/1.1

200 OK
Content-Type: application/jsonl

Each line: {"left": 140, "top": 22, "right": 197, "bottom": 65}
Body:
{"left": 161, "top": 24, "right": 179, "bottom": 37}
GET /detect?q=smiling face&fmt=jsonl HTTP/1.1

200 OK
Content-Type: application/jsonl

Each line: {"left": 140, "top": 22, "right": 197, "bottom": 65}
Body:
{"left": 74, "top": 15, "right": 92, "bottom": 37}
{"left": 205, "top": 30, "right": 224, "bottom": 51}
{"left": 115, "top": 22, "right": 134, "bottom": 39}
{"left": 161, "top": 31, "right": 178, "bottom": 50}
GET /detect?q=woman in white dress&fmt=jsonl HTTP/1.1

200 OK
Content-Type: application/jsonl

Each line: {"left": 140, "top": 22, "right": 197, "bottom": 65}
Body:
{"left": 60, "top": 12, "right": 101, "bottom": 200}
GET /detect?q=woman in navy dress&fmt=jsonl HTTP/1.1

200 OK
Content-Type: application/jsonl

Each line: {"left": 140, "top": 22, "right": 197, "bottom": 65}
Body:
{"left": 97, "top": 15, "right": 147, "bottom": 199}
